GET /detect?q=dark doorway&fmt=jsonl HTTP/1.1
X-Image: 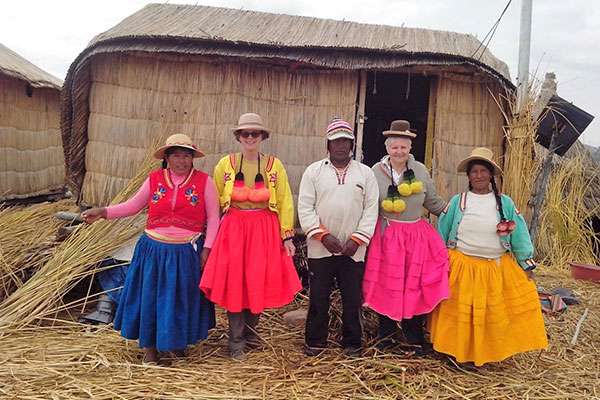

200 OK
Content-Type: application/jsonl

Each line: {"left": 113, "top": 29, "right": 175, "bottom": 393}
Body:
{"left": 361, "top": 72, "right": 431, "bottom": 167}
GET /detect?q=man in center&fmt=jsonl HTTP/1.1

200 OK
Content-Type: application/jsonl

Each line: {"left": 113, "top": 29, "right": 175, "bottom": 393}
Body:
{"left": 298, "top": 118, "right": 379, "bottom": 357}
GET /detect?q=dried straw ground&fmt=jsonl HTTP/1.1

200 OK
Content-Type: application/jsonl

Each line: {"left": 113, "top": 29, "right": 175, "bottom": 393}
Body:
{"left": 1, "top": 269, "right": 598, "bottom": 400}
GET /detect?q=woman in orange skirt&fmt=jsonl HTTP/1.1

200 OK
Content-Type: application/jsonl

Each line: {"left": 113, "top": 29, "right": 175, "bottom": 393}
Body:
{"left": 429, "top": 147, "right": 547, "bottom": 367}
{"left": 199, "top": 113, "right": 301, "bottom": 360}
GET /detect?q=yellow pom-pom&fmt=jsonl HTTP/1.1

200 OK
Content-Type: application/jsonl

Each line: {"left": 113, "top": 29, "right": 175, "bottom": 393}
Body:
{"left": 410, "top": 181, "right": 424, "bottom": 193}
{"left": 398, "top": 183, "right": 412, "bottom": 197}
{"left": 392, "top": 199, "right": 406, "bottom": 213}
{"left": 381, "top": 199, "right": 394, "bottom": 212}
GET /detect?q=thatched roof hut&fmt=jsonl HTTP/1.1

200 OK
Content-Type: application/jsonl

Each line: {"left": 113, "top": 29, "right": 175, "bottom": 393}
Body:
{"left": 61, "top": 3, "right": 513, "bottom": 206}
{"left": 0, "top": 43, "right": 64, "bottom": 201}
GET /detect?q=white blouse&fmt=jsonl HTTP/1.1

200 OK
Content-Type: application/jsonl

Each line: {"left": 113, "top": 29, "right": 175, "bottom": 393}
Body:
{"left": 456, "top": 192, "right": 506, "bottom": 259}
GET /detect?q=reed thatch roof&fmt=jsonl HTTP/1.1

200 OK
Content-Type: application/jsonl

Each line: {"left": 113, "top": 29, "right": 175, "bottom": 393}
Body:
{"left": 83, "top": 3, "right": 510, "bottom": 84}
{"left": 62, "top": 3, "right": 513, "bottom": 202}
{"left": 0, "top": 43, "right": 62, "bottom": 89}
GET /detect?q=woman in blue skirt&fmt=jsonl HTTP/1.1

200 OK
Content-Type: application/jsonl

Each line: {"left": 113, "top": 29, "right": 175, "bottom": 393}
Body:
{"left": 82, "top": 134, "right": 219, "bottom": 364}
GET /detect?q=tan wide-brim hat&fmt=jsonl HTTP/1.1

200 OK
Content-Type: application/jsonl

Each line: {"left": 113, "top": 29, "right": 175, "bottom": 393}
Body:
{"left": 232, "top": 113, "right": 271, "bottom": 138}
{"left": 457, "top": 147, "right": 503, "bottom": 175}
{"left": 153, "top": 133, "right": 204, "bottom": 159}
{"left": 383, "top": 120, "right": 417, "bottom": 138}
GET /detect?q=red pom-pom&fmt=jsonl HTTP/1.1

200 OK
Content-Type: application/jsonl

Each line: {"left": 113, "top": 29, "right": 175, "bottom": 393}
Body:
{"left": 249, "top": 187, "right": 270, "bottom": 202}
{"left": 497, "top": 221, "right": 509, "bottom": 232}
{"left": 231, "top": 185, "right": 250, "bottom": 202}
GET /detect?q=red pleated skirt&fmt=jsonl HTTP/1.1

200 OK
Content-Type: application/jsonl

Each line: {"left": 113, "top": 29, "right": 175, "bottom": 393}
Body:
{"left": 199, "top": 208, "right": 302, "bottom": 313}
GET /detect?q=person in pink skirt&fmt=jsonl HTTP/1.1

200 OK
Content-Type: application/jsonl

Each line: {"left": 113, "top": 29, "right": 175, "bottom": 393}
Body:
{"left": 362, "top": 120, "right": 449, "bottom": 353}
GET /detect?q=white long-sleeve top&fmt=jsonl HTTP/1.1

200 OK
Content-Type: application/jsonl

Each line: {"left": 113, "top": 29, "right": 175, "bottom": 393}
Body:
{"left": 298, "top": 158, "right": 379, "bottom": 262}
{"left": 456, "top": 192, "right": 505, "bottom": 259}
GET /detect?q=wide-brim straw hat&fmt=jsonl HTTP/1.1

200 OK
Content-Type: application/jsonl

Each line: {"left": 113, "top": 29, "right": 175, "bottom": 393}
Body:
{"left": 153, "top": 133, "right": 204, "bottom": 159}
{"left": 383, "top": 120, "right": 417, "bottom": 138}
{"left": 457, "top": 147, "right": 503, "bottom": 175}
{"left": 232, "top": 113, "right": 271, "bottom": 138}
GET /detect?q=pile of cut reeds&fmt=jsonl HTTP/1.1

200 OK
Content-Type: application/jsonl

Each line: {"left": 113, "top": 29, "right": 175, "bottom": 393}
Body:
{"left": 0, "top": 270, "right": 598, "bottom": 399}
{"left": 493, "top": 86, "right": 600, "bottom": 272}
{"left": 0, "top": 147, "right": 160, "bottom": 329}
{"left": 537, "top": 155, "right": 600, "bottom": 271}
{"left": 0, "top": 199, "right": 76, "bottom": 302}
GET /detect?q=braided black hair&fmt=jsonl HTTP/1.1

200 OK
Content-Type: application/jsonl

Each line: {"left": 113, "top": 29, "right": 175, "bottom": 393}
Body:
{"left": 467, "top": 160, "right": 505, "bottom": 221}
{"left": 490, "top": 175, "right": 505, "bottom": 221}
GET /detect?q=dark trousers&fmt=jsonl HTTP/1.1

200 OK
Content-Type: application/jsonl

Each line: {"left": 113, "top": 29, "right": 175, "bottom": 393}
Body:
{"left": 305, "top": 256, "right": 364, "bottom": 349}
{"left": 227, "top": 310, "right": 260, "bottom": 352}
{"left": 378, "top": 313, "right": 426, "bottom": 345}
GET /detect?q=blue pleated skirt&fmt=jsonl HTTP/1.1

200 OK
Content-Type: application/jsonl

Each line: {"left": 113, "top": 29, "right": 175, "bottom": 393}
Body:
{"left": 113, "top": 234, "right": 215, "bottom": 351}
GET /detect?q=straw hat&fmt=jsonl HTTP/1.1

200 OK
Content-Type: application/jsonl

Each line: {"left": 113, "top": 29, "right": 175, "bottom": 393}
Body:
{"left": 153, "top": 133, "right": 204, "bottom": 159}
{"left": 232, "top": 113, "right": 271, "bottom": 138}
{"left": 382, "top": 120, "right": 417, "bottom": 138}
{"left": 457, "top": 147, "right": 503, "bottom": 175}
{"left": 326, "top": 117, "right": 354, "bottom": 141}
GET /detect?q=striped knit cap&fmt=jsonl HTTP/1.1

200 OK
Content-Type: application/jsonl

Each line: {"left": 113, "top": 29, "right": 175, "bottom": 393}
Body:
{"left": 326, "top": 117, "right": 354, "bottom": 141}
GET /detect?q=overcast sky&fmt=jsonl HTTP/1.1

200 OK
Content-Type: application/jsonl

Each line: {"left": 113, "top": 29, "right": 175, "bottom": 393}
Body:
{"left": 2, "top": 0, "right": 599, "bottom": 145}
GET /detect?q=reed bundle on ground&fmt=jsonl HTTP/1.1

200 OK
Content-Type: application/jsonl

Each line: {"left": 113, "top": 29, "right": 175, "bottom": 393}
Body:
{"left": 536, "top": 155, "right": 600, "bottom": 271}
{"left": 0, "top": 199, "right": 76, "bottom": 301}
{"left": 0, "top": 149, "right": 159, "bottom": 329}
{"left": 0, "top": 271, "right": 598, "bottom": 399}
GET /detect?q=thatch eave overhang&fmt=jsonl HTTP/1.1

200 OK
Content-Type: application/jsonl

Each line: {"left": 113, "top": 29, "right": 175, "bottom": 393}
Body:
{"left": 0, "top": 43, "right": 62, "bottom": 90}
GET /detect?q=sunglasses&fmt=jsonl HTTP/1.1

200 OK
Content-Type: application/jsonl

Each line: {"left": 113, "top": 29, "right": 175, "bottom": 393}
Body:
{"left": 238, "top": 131, "right": 263, "bottom": 138}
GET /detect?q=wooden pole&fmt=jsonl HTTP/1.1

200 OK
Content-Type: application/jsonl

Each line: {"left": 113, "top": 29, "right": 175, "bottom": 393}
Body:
{"left": 424, "top": 76, "right": 438, "bottom": 172}
{"left": 354, "top": 70, "right": 367, "bottom": 162}
{"left": 529, "top": 124, "right": 558, "bottom": 241}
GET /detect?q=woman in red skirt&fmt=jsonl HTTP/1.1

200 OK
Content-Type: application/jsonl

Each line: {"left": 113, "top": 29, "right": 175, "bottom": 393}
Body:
{"left": 200, "top": 113, "right": 302, "bottom": 359}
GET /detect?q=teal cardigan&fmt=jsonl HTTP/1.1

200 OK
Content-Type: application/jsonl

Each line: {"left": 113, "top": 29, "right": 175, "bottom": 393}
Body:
{"left": 437, "top": 192, "right": 537, "bottom": 271}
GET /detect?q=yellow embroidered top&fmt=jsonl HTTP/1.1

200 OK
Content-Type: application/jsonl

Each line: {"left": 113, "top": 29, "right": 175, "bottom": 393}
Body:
{"left": 213, "top": 153, "right": 295, "bottom": 240}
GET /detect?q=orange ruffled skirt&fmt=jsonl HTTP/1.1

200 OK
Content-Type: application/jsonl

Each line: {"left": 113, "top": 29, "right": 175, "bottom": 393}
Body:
{"left": 429, "top": 249, "right": 547, "bottom": 366}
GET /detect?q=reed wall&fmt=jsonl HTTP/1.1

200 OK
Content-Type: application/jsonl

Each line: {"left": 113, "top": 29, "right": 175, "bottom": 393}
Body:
{"left": 431, "top": 74, "right": 506, "bottom": 199}
{"left": 82, "top": 53, "right": 358, "bottom": 205}
{"left": 0, "top": 76, "right": 64, "bottom": 200}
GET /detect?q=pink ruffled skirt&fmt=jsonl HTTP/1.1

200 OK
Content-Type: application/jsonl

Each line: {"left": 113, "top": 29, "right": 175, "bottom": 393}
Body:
{"left": 362, "top": 217, "right": 449, "bottom": 321}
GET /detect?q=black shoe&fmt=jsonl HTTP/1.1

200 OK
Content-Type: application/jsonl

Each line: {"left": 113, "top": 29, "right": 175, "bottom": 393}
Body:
{"left": 163, "top": 349, "right": 186, "bottom": 360}
{"left": 444, "top": 356, "right": 478, "bottom": 371}
{"left": 245, "top": 336, "right": 262, "bottom": 350}
{"left": 304, "top": 345, "right": 326, "bottom": 357}
{"left": 343, "top": 346, "right": 362, "bottom": 358}
{"left": 419, "top": 342, "right": 433, "bottom": 355}
{"left": 375, "top": 338, "right": 396, "bottom": 351}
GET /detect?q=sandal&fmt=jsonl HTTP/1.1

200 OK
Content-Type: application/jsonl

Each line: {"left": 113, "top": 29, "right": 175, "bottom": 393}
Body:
{"left": 142, "top": 349, "right": 159, "bottom": 365}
